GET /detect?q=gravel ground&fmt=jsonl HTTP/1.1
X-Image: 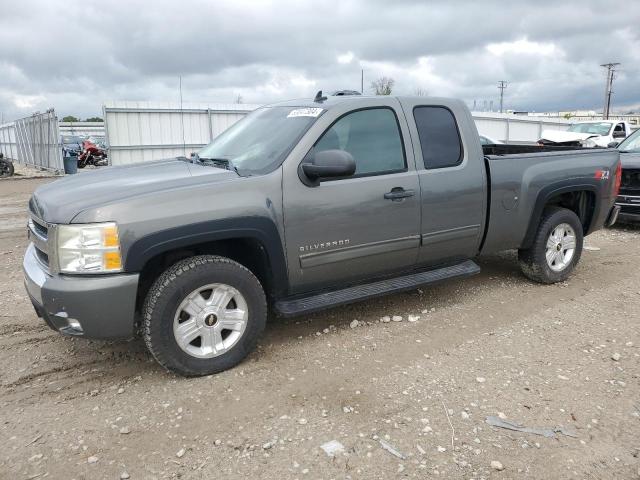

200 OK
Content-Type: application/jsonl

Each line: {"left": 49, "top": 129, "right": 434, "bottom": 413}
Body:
{"left": 1, "top": 162, "right": 60, "bottom": 180}
{"left": 1, "top": 179, "right": 639, "bottom": 479}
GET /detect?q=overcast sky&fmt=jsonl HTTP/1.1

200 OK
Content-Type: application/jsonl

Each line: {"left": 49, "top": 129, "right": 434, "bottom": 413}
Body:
{"left": 1, "top": 0, "right": 639, "bottom": 121}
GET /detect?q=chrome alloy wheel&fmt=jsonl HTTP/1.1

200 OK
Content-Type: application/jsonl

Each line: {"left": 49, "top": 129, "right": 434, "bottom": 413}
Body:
{"left": 173, "top": 283, "right": 248, "bottom": 359}
{"left": 545, "top": 223, "right": 577, "bottom": 272}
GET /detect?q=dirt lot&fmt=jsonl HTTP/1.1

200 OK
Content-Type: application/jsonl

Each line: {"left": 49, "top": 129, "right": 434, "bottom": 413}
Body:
{"left": 1, "top": 178, "right": 639, "bottom": 479}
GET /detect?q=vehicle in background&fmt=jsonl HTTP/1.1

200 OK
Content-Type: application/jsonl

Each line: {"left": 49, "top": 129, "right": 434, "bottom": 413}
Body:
{"left": 61, "top": 135, "right": 83, "bottom": 158}
{"left": 332, "top": 90, "right": 362, "bottom": 96}
{"left": 614, "top": 128, "right": 640, "bottom": 223}
{"left": 539, "top": 120, "right": 632, "bottom": 148}
{"left": 24, "top": 94, "right": 621, "bottom": 376}
{"left": 0, "top": 152, "right": 14, "bottom": 178}
{"left": 479, "top": 134, "right": 503, "bottom": 145}
{"left": 78, "top": 138, "right": 108, "bottom": 168}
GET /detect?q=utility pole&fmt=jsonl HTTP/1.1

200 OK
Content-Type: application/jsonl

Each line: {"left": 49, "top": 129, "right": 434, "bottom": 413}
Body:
{"left": 497, "top": 81, "right": 508, "bottom": 113}
{"left": 361, "top": 69, "right": 364, "bottom": 94}
{"left": 600, "top": 63, "right": 620, "bottom": 119}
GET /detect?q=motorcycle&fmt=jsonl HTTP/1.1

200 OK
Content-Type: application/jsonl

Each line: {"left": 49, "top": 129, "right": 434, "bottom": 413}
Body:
{"left": 78, "top": 139, "right": 108, "bottom": 168}
{"left": 0, "top": 152, "right": 14, "bottom": 178}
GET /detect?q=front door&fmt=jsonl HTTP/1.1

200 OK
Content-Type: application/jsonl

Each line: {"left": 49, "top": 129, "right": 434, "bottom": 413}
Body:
{"left": 282, "top": 101, "right": 420, "bottom": 294}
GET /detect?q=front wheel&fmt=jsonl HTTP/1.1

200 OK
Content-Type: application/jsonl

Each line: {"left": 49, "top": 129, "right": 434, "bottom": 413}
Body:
{"left": 143, "top": 255, "right": 267, "bottom": 376}
{"left": 518, "top": 207, "right": 584, "bottom": 284}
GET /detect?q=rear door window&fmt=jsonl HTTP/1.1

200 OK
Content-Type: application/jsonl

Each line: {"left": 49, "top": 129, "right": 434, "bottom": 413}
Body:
{"left": 413, "top": 107, "right": 463, "bottom": 169}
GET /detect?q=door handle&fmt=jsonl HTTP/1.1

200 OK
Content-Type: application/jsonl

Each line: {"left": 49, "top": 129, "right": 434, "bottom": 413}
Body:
{"left": 384, "top": 187, "right": 415, "bottom": 201}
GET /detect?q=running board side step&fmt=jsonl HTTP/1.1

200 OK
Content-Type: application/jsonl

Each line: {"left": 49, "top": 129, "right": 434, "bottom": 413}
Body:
{"left": 275, "top": 259, "right": 480, "bottom": 317}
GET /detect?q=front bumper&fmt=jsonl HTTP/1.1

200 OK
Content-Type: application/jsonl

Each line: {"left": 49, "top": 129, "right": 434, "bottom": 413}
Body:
{"left": 23, "top": 243, "right": 140, "bottom": 339}
{"left": 615, "top": 193, "right": 640, "bottom": 223}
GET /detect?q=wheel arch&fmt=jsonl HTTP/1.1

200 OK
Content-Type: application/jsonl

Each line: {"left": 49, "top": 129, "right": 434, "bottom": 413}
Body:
{"left": 522, "top": 182, "right": 598, "bottom": 250}
{"left": 125, "top": 217, "right": 289, "bottom": 308}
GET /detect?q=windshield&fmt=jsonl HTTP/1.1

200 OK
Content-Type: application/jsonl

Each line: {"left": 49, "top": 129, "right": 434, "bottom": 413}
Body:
{"left": 617, "top": 128, "right": 640, "bottom": 153}
{"left": 568, "top": 122, "right": 612, "bottom": 135}
{"left": 197, "top": 106, "right": 322, "bottom": 175}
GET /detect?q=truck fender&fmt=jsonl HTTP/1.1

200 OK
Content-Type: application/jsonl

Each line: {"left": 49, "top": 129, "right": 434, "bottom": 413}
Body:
{"left": 124, "top": 216, "right": 289, "bottom": 293}
{"left": 521, "top": 180, "right": 599, "bottom": 250}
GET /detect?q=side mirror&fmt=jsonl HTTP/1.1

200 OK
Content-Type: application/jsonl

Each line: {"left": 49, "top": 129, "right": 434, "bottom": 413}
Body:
{"left": 607, "top": 141, "right": 619, "bottom": 148}
{"left": 613, "top": 131, "right": 626, "bottom": 138}
{"left": 300, "top": 149, "right": 355, "bottom": 186}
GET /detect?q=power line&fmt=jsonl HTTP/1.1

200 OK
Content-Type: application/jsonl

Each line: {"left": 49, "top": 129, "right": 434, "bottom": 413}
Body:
{"left": 497, "top": 81, "right": 508, "bottom": 113}
{"left": 600, "top": 63, "right": 620, "bottom": 119}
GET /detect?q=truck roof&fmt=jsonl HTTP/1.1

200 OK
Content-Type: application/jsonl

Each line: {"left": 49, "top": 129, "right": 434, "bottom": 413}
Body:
{"left": 268, "top": 94, "right": 461, "bottom": 110}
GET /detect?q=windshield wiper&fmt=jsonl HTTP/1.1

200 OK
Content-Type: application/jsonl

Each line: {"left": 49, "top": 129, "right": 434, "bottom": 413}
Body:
{"left": 197, "top": 156, "right": 242, "bottom": 175}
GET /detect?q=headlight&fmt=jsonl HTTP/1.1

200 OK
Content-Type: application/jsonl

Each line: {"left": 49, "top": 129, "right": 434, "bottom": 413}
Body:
{"left": 56, "top": 222, "right": 122, "bottom": 273}
{"left": 581, "top": 138, "right": 597, "bottom": 148}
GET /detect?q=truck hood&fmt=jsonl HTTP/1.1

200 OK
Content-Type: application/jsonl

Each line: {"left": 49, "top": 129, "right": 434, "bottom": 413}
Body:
{"left": 30, "top": 158, "right": 237, "bottom": 223}
{"left": 539, "top": 130, "right": 597, "bottom": 143}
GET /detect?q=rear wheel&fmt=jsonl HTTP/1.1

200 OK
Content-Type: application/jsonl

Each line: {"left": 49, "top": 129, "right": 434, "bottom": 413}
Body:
{"left": 143, "top": 255, "right": 267, "bottom": 376}
{"left": 518, "top": 207, "right": 583, "bottom": 284}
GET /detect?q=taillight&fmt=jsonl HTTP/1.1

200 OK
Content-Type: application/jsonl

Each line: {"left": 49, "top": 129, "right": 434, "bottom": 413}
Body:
{"left": 613, "top": 162, "right": 622, "bottom": 197}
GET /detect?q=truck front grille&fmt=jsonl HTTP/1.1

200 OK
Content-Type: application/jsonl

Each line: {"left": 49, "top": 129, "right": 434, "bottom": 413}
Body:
{"left": 28, "top": 214, "right": 50, "bottom": 270}
{"left": 620, "top": 168, "right": 640, "bottom": 193}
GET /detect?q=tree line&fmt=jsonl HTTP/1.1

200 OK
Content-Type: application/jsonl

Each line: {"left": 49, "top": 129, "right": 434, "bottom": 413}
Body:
{"left": 61, "top": 116, "right": 103, "bottom": 122}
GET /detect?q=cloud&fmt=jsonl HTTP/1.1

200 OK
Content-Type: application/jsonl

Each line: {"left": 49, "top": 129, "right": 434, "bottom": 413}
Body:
{"left": 12, "top": 94, "right": 46, "bottom": 109}
{"left": 0, "top": 0, "right": 638, "bottom": 120}
{"left": 337, "top": 52, "right": 355, "bottom": 65}
{"left": 486, "top": 38, "right": 557, "bottom": 57}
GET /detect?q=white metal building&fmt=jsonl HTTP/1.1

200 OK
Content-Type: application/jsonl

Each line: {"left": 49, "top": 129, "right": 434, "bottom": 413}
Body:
{"left": 472, "top": 112, "right": 571, "bottom": 144}
{"left": 59, "top": 122, "right": 105, "bottom": 138}
{"left": 103, "top": 101, "right": 259, "bottom": 165}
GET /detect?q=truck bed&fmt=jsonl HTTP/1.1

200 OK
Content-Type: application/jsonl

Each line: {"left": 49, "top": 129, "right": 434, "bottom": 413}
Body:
{"left": 482, "top": 143, "right": 585, "bottom": 156}
{"left": 480, "top": 148, "right": 620, "bottom": 254}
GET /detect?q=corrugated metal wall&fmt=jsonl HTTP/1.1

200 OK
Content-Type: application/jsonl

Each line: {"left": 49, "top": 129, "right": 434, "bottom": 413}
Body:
{"left": 59, "top": 122, "right": 105, "bottom": 138}
{"left": 104, "top": 103, "right": 575, "bottom": 165}
{"left": 103, "top": 101, "right": 259, "bottom": 165}
{"left": 472, "top": 112, "right": 571, "bottom": 143}
{"left": 2, "top": 104, "right": 578, "bottom": 168}
{"left": 0, "top": 110, "right": 64, "bottom": 173}
{"left": 14, "top": 110, "right": 64, "bottom": 173}
{"left": 0, "top": 121, "right": 18, "bottom": 160}
{"left": 1, "top": 120, "right": 106, "bottom": 163}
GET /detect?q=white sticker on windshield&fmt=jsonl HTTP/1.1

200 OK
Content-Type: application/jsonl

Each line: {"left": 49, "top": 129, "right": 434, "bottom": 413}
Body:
{"left": 287, "top": 108, "right": 323, "bottom": 118}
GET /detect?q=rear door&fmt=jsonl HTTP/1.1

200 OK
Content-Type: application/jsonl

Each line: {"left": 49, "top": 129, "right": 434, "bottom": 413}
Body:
{"left": 399, "top": 99, "right": 487, "bottom": 266}
{"left": 282, "top": 98, "right": 421, "bottom": 294}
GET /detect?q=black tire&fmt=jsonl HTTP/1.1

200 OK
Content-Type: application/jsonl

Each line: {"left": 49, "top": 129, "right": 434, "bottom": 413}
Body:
{"left": 0, "top": 159, "right": 14, "bottom": 178}
{"left": 143, "top": 255, "right": 267, "bottom": 376}
{"left": 518, "top": 207, "right": 584, "bottom": 284}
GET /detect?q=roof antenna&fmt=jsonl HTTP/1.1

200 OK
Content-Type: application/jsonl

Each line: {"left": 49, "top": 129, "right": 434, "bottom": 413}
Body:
{"left": 314, "top": 90, "right": 327, "bottom": 103}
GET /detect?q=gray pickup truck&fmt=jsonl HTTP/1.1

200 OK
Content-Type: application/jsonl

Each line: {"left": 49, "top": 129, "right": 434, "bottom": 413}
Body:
{"left": 24, "top": 95, "right": 621, "bottom": 376}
